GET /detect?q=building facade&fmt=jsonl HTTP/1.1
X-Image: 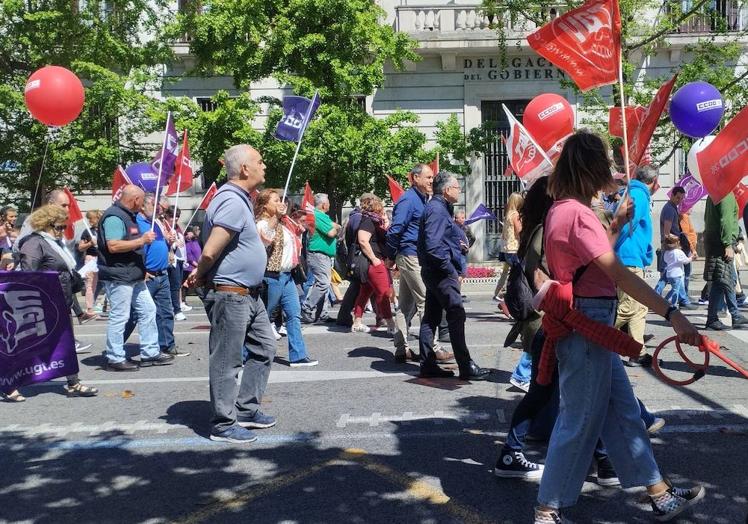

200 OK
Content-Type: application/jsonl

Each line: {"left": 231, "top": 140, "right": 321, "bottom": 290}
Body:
{"left": 156, "top": 0, "right": 748, "bottom": 261}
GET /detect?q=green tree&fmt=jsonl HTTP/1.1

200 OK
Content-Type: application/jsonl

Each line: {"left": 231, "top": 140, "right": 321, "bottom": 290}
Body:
{"left": 0, "top": 0, "right": 173, "bottom": 209}
{"left": 433, "top": 114, "right": 492, "bottom": 177}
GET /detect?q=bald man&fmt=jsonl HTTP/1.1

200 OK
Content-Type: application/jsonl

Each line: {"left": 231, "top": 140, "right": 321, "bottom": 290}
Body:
{"left": 98, "top": 184, "right": 174, "bottom": 371}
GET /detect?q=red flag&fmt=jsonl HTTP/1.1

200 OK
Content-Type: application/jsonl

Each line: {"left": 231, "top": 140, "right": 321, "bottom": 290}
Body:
{"left": 428, "top": 152, "right": 440, "bottom": 175}
{"left": 528, "top": 0, "right": 621, "bottom": 92}
{"left": 166, "top": 130, "right": 193, "bottom": 196}
{"left": 697, "top": 105, "right": 748, "bottom": 203}
{"left": 503, "top": 105, "right": 553, "bottom": 182}
{"left": 734, "top": 183, "right": 748, "bottom": 219}
{"left": 628, "top": 74, "right": 678, "bottom": 170}
{"left": 386, "top": 175, "right": 405, "bottom": 203}
{"left": 301, "top": 181, "right": 316, "bottom": 235}
{"left": 609, "top": 106, "right": 645, "bottom": 142}
{"left": 62, "top": 187, "right": 84, "bottom": 241}
{"left": 112, "top": 165, "right": 131, "bottom": 202}
{"left": 198, "top": 182, "right": 218, "bottom": 210}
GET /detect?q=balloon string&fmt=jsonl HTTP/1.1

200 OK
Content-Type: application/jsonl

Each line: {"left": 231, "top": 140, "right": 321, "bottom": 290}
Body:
{"left": 31, "top": 133, "right": 52, "bottom": 210}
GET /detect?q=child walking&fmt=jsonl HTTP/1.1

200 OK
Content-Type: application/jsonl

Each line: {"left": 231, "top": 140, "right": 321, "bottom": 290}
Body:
{"left": 662, "top": 234, "right": 692, "bottom": 308}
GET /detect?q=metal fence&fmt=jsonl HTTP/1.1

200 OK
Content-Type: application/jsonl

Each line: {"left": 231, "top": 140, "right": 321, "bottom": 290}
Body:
{"left": 481, "top": 100, "right": 527, "bottom": 257}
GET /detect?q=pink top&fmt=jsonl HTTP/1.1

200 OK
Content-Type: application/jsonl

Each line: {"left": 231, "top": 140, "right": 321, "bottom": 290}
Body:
{"left": 544, "top": 199, "right": 616, "bottom": 297}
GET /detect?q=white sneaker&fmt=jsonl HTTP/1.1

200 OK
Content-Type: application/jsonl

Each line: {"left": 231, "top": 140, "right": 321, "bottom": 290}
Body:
{"left": 278, "top": 325, "right": 287, "bottom": 336}
{"left": 351, "top": 324, "right": 371, "bottom": 333}
{"left": 174, "top": 312, "right": 187, "bottom": 321}
{"left": 180, "top": 302, "right": 193, "bottom": 312}
{"left": 647, "top": 417, "right": 666, "bottom": 434}
{"left": 509, "top": 377, "right": 530, "bottom": 393}
{"left": 271, "top": 325, "right": 282, "bottom": 340}
{"left": 75, "top": 341, "right": 93, "bottom": 353}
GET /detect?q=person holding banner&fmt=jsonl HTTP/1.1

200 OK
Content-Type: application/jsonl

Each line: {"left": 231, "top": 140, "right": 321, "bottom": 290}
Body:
{"left": 534, "top": 131, "right": 705, "bottom": 524}
{"left": 15, "top": 205, "right": 98, "bottom": 399}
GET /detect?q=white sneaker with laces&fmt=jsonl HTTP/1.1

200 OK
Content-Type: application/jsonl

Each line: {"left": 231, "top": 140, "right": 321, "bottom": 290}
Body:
{"left": 174, "top": 312, "right": 187, "bottom": 321}
{"left": 180, "top": 302, "right": 193, "bottom": 312}
{"left": 271, "top": 325, "right": 282, "bottom": 340}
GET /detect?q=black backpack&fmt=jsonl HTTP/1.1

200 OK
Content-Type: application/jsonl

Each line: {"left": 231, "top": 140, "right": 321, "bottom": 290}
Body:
{"left": 504, "top": 225, "right": 544, "bottom": 321}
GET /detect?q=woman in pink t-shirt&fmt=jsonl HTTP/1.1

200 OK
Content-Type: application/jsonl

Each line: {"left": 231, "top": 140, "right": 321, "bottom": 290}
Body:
{"left": 534, "top": 131, "right": 704, "bottom": 524}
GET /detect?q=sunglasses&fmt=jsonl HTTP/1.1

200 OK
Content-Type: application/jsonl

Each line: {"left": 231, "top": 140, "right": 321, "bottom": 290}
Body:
{"left": 53, "top": 224, "right": 67, "bottom": 232}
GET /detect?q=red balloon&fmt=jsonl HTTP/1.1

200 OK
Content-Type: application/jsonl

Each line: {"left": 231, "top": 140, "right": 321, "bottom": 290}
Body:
{"left": 522, "top": 94, "right": 574, "bottom": 153}
{"left": 24, "top": 66, "right": 85, "bottom": 127}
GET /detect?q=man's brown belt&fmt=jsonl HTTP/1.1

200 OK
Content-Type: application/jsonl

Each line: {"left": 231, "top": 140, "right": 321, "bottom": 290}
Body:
{"left": 209, "top": 284, "right": 261, "bottom": 297}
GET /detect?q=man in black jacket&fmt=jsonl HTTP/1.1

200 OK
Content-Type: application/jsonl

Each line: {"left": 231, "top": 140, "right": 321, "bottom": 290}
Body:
{"left": 417, "top": 172, "right": 490, "bottom": 381}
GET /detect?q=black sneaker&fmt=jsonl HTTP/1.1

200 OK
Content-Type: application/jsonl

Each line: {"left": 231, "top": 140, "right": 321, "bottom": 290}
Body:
{"left": 534, "top": 507, "right": 565, "bottom": 523}
{"left": 731, "top": 316, "right": 748, "bottom": 328}
{"left": 236, "top": 410, "right": 277, "bottom": 429}
{"left": 626, "top": 353, "right": 653, "bottom": 368}
{"left": 494, "top": 450, "right": 544, "bottom": 479}
{"left": 163, "top": 346, "right": 191, "bottom": 357}
{"left": 289, "top": 357, "right": 318, "bottom": 367}
{"left": 679, "top": 303, "right": 698, "bottom": 310}
{"left": 705, "top": 320, "right": 729, "bottom": 330}
{"left": 139, "top": 352, "right": 175, "bottom": 366}
{"left": 650, "top": 482, "right": 705, "bottom": 521}
{"left": 595, "top": 456, "right": 621, "bottom": 487}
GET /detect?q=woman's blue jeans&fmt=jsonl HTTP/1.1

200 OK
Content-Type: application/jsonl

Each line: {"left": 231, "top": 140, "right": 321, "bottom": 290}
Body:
{"left": 538, "top": 297, "right": 662, "bottom": 509}
{"left": 265, "top": 272, "right": 308, "bottom": 362}
{"left": 511, "top": 351, "right": 532, "bottom": 383}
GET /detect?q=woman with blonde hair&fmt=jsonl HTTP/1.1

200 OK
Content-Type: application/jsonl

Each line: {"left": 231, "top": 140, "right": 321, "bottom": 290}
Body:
{"left": 493, "top": 192, "right": 524, "bottom": 301}
{"left": 255, "top": 189, "right": 317, "bottom": 367}
{"left": 351, "top": 195, "right": 396, "bottom": 334}
{"left": 3, "top": 205, "right": 98, "bottom": 402}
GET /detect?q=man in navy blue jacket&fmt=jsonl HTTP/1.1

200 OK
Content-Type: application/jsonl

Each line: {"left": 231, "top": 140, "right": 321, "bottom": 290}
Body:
{"left": 416, "top": 172, "right": 490, "bottom": 380}
{"left": 386, "top": 164, "right": 453, "bottom": 363}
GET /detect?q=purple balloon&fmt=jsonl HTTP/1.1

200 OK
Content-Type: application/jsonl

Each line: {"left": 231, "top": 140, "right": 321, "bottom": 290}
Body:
{"left": 125, "top": 162, "right": 162, "bottom": 193}
{"left": 669, "top": 81, "right": 723, "bottom": 138}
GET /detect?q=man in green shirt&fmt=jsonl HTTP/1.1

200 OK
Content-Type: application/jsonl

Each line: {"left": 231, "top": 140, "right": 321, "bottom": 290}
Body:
{"left": 703, "top": 194, "right": 748, "bottom": 330}
{"left": 301, "top": 193, "right": 341, "bottom": 323}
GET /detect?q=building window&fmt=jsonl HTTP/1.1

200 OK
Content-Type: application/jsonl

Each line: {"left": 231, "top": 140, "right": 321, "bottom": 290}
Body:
{"left": 667, "top": 0, "right": 745, "bottom": 33}
{"left": 195, "top": 97, "right": 219, "bottom": 112}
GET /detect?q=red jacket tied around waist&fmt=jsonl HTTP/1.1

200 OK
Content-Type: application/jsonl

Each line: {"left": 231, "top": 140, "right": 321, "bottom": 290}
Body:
{"left": 534, "top": 280, "right": 642, "bottom": 385}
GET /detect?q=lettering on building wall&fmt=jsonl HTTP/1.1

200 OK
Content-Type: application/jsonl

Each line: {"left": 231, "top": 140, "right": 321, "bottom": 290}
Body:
{"left": 462, "top": 57, "right": 566, "bottom": 82}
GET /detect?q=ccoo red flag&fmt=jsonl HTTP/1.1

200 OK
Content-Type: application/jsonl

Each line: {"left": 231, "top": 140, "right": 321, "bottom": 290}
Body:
{"left": 198, "top": 182, "right": 218, "bottom": 210}
{"left": 628, "top": 74, "right": 678, "bottom": 172}
{"left": 697, "top": 105, "right": 748, "bottom": 204}
{"left": 301, "top": 181, "right": 316, "bottom": 235}
{"left": 528, "top": 0, "right": 621, "bottom": 92}
{"left": 62, "top": 187, "right": 84, "bottom": 241}
{"left": 428, "top": 152, "right": 440, "bottom": 175}
{"left": 166, "top": 130, "right": 193, "bottom": 196}
{"left": 112, "top": 165, "right": 132, "bottom": 202}
{"left": 386, "top": 175, "right": 405, "bottom": 203}
{"left": 609, "top": 106, "right": 645, "bottom": 143}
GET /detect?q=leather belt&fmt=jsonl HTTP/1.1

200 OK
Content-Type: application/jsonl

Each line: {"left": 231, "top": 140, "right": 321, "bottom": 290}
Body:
{"left": 209, "top": 284, "right": 262, "bottom": 297}
{"left": 147, "top": 270, "right": 166, "bottom": 277}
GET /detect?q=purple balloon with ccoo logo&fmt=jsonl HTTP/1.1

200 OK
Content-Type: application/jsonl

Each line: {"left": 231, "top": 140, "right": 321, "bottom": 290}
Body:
{"left": 669, "top": 81, "right": 723, "bottom": 138}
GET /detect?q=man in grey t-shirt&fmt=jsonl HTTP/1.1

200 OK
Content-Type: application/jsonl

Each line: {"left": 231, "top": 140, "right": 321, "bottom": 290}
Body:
{"left": 187, "top": 144, "right": 277, "bottom": 444}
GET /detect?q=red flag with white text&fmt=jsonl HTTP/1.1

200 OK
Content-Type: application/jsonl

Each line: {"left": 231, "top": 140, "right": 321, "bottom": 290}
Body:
{"left": 386, "top": 175, "right": 405, "bottom": 203}
{"left": 609, "top": 106, "right": 645, "bottom": 143}
{"left": 697, "top": 105, "right": 748, "bottom": 203}
{"left": 198, "top": 182, "right": 218, "bottom": 210}
{"left": 166, "top": 130, "right": 193, "bottom": 196}
{"left": 63, "top": 187, "right": 84, "bottom": 241}
{"left": 628, "top": 74, "right": 678, "bottom": 171}
{"left": 528, "top": 0, "right": 621, "bottom": 92}
{"left": 112, "top": 165, "right": 131, "bottom": 202}
{"left": 503, "top": 104, "right": 553, "bottom": 182}
{"left": 301, "top": 181, "right": 316, "bottom": 235}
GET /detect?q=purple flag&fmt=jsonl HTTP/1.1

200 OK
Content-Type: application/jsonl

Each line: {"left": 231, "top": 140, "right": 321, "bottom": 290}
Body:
{"left": 0, "top": 272, "right": 78, "bottom": 394}
{"left": 670, "top": 174, "right": 707, "bottom": 213}
{"left": 464, "top": 203, "right": 497, "bottom": 225}
{"left": 274, "top": 93, "right": 321, "bottom": 142}
{"left": 151, "top": 112, "right": 180, "bottom": 186}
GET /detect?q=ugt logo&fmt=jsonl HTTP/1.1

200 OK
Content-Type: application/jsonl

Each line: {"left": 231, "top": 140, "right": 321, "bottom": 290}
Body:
{"left": 0, "top": 284, "right": 58, "bottom": 356}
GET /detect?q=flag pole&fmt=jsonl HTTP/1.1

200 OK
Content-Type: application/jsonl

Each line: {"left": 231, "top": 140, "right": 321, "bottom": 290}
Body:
{"left": 171, "top": 130, "right": 186, "bottom": 231}
{"left": 151, "top": 111, "right": 171, "bottom": 231}
{"left": 281, "top": 91, "right": 319, "bottom": 202}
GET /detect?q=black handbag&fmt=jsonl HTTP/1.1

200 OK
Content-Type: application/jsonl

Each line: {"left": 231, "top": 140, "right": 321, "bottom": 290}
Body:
{"left": 291, "top": 262, "right": 307, "bottom": 285}
{"left": 348, "top": 246, "right": 370, "bottom": 283}
{"left": 70, "top": 270, "right": 85, "bottom": 294}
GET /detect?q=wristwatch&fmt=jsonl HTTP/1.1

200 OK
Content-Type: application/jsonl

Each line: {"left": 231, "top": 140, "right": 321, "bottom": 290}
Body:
{"left": 664, "top": 305, "right": 678, "bottom": 322}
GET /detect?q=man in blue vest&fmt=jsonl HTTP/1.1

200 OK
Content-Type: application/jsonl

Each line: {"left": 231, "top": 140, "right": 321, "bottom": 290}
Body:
{"left": 98, "top": 185, "right": 175, "bottom": 371}
{"left": 123, "top": 193, "right": 188, "bottom": 358}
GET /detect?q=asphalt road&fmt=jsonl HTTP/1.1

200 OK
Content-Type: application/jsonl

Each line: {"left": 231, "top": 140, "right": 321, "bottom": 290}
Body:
{"left": 2, "top": 281, "right": 747, "bottom": 524}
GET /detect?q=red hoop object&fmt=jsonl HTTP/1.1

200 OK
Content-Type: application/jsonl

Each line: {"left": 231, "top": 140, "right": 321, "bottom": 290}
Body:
{"left": 652, "top": 335, "right": 748, "bottom": 386}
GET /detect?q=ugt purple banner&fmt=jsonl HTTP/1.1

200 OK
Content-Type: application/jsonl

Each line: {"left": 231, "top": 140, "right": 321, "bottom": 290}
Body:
{"left": 670, "top": 174, "right": 707, "bottom": 213}
{"left": 274, "top": 93, "right": 321, "bottom": 142}
{"left": 0, "top": 271, "right": 78, "bottom": 394}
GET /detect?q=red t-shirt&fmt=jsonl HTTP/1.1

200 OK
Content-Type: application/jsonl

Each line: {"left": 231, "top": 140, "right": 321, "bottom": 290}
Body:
{"left": 544, "top": 199, "right": 616, "bottom": 297}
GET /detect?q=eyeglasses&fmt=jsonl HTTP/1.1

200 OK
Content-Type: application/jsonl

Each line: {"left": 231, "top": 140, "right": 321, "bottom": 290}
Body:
{"left": 53, "top": 224, "right": 67, "bottom": 232}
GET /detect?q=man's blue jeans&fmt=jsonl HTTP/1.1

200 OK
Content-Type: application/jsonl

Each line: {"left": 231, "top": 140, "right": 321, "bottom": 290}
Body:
{"left": 124, "top": 274, "right": 175, "bottom": 351}
{"left": 265, "top": 272, "right": 309, "bottom": 363}
{"left": 538, "top": 297, "right": 661, "bottom": 509}
{"left": 103, "top": 280, "right": 160, "bottom": 364}
{"left": 706, "top": 258, "right": 741, "bottom": 325}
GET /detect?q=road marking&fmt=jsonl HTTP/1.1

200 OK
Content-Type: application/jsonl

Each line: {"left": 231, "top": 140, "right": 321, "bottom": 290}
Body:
{"left": 336, "top": 410, "right": 494, "bottom": 428}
